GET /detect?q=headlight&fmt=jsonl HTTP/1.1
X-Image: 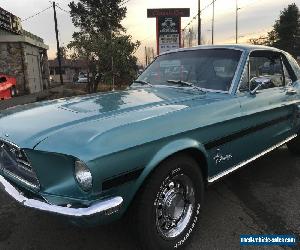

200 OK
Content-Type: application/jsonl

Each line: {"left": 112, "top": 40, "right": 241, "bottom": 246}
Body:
{"left": 74, "top": 160, "right": 92, "bottom": 192}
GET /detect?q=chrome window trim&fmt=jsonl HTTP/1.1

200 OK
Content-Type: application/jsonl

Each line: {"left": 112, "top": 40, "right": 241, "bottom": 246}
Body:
{"left": 208, "top": 134, "right": 297, "bottom": 183}
{"left": 235, "top": 55, "right": 250, "bottom": 94}
{"left": 229, "top": 50, "right": 247, "bottom": 94}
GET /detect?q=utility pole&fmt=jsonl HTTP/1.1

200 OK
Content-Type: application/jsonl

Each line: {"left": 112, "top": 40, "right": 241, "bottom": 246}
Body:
{"left": 235, "top": 0, "right": 240, "bottom": 44}
{"left": 212, "top": 0, "right": 215, "bottom": 45}
{"left": 52, "top": 2, "right": 63, "bottom": 85}
{"left": 145, "top": 46, "right": 148, "bottom": 66}
{"left": 111, "top": 30, "right": 115, "bottom": 91}
{"left": 198, "top": 0, "right": 201, "bottom": 45}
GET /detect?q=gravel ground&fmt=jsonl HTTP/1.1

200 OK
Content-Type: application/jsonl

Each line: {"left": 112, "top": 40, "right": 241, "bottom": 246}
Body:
{"left": 0, "top": 98, "right": 299, "bottom": 249}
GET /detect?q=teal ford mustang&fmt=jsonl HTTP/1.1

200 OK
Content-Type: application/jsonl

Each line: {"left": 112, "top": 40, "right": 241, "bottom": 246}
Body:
{"left": 1, "top": 45, "right": 300, "bottom": 249}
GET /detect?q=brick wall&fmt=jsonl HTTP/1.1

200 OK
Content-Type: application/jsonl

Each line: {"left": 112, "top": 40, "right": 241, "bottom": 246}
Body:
{"left": 0, "top": 42, "right": 27, "bottom": 93}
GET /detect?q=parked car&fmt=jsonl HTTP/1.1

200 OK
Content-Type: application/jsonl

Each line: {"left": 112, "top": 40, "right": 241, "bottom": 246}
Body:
{"left": 1, "top": 45, "right": 300, "bottom": 249}
{"left": 74, "top": 73, "right": 89, "bottom": 84}
{"left": 0, "top": 74, "right": 17, "bottom": 100}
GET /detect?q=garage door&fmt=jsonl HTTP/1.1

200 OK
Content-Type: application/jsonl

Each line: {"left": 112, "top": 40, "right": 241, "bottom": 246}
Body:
{"left": 27, "top": 54, "right": 42, "bottom": 93}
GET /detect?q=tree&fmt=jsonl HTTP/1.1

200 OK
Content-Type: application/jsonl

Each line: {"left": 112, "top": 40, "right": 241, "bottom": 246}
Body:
{"left": 56, "top": 46, "right": 68, "bottom": 60}
{"left": 271, "top": 3, "right": 300, "bottom": 56}
{"left": 248, "top": 36, "right": 269, "bottom": 46}
{"left": 249, "top": 3, "right": 300, "bottom": 57}
{"left": 68, "top": 0, "right": 140, "bottom": 92}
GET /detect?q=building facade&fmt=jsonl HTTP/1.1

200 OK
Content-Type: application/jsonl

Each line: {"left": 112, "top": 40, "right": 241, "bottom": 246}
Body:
{"left": 0, "top": 7, "right": 50, "bottom": 94}
{"left": 49, "top": 59, "right": 88, "bottom": 84}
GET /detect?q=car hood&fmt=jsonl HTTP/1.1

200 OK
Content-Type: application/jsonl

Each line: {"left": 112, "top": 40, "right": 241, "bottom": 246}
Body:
{"left": 0, "top": 87, "right": 218, "bottom": 149}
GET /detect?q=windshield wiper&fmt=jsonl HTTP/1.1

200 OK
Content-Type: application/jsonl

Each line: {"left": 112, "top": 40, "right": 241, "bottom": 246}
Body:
{"left": 133, "top": 80, "right": 153, "bottom": 87}
{"left": 167, "top": 80, "right": 205, "bottom": 92}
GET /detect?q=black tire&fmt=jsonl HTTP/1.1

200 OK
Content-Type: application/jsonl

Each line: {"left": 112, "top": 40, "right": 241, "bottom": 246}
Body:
{"left": 10, "top": 86, "right": 17, "bottom": 97}
{"left": 134, "top": 154, "right": 204, "bottom": 250}
{"left": 287, "top": 136, "right": 300, "bottom": 155}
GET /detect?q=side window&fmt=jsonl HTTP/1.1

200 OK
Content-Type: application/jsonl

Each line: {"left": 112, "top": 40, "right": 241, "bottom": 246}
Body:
{"left": 249, "top": 54, "right": 284, "bottom": 89}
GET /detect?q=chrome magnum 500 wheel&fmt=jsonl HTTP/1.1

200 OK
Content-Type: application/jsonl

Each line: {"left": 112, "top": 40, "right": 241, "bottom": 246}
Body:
{"left": 134, "top": 154, "right": 204, "bottom": 250}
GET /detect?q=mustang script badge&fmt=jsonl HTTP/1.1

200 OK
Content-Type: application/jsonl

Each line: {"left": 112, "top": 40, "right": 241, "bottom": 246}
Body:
{"left": 213, "top": 150, "right": 233, "bottom": 164}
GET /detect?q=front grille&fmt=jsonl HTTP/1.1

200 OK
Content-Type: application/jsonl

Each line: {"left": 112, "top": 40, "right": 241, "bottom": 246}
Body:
{"left": 0, "top": 139, "right": 39, "bottom": 189}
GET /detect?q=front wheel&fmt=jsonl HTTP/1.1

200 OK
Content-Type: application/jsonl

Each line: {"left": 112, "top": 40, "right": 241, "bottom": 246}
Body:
{"left": 134, "top": 154, "right": 204, "bottom": 250}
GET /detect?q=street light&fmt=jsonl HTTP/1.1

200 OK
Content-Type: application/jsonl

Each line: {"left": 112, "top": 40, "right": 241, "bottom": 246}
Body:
{"left": 212, "top": 0, "right": 215, "bottom": 45}
{"left": 236, "top": 0, "right": 241, "bottom": 44}
{"left": 198, "top": 0, "right": 201, "bottom": 45}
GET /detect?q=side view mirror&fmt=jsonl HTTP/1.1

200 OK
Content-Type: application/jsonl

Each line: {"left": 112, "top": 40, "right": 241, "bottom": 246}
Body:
{"left": 249, "top": 76, "right": 272, "bottom": 95}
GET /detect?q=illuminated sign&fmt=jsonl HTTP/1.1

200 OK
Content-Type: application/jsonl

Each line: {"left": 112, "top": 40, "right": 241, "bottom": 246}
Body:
{"left": 0, "top": 7, "right": 22, "bottom": 34}
{"left": 147, "top": 8, "right": 190, "bottom": 55}
{"left": 147, "top": 8, "right": 190, "bottom": 18}
{"left": 158, "top": 16, "right": 180, "bottom": 54}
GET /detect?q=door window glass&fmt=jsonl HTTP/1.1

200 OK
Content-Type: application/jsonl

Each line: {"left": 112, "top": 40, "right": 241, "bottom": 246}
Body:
{"left": 249, "top": 51, "right": 284, "bottom": 91}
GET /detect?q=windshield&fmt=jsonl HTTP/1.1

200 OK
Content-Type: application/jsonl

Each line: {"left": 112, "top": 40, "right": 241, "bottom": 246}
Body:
{"left": 136, "top": 49, "right": 242, "bottom": 92}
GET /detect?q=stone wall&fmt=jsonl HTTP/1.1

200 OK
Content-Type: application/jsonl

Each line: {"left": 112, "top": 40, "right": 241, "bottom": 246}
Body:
{"left": 0, "top": 42, "right": 27, "bottom": 93}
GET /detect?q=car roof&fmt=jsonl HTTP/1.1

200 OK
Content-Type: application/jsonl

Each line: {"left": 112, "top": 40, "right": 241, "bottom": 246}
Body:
{"left": 161, "top": 44, "right": 283, "bottom": 55}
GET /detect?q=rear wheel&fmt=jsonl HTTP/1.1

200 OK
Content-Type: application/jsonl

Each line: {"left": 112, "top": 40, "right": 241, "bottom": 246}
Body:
{"left": 134, "top": 154, "right": 204, "bottom": 250}
{"left": 10, "top": 86, "right": 17, "bottom": 97}
{"left": 287, "top": 136, "right": 300, "bottom": 155}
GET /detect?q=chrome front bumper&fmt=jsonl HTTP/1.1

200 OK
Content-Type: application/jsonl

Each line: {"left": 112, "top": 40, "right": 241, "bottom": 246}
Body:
{"left": 0, "top": 175, "right": 123, "bottom": 217}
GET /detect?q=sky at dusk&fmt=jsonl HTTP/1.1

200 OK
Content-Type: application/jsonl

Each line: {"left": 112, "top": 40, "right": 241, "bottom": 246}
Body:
{"left": 1, "top": 0, "right": 299, "bottom": 64}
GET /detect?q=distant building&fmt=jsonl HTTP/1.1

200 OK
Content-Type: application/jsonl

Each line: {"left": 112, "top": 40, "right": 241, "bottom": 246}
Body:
{"left": 49, "top": 59, "right": 88, "bottom": 83}
{"left": 0, "top": 7, "right": 50, "bottom": 94}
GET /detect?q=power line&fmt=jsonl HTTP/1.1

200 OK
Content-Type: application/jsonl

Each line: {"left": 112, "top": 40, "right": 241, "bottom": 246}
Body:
{"left": 55, "top": 4, "right": 70, "bottom": 14}
{"left": 21, "top": 6, "right": 52, "bottom": 22}
{"left": 183, "top": 0, "right": 217, "bottom": 31}
{"left": 55, "top": 1, "right": 130, "bottom": 14}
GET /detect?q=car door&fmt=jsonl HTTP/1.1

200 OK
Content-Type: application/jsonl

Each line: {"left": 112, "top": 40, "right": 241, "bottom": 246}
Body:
{"left": 233, "top": 50, "right": 297, "bottom": 164}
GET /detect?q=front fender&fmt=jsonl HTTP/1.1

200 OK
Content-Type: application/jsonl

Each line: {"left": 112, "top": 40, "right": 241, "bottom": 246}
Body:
{"left": 124, "top": 138, "right": 208, "bottom": 209}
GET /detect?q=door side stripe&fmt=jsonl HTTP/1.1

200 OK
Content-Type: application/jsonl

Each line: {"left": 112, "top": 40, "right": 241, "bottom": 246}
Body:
{"left": 102, "top": 168, "right": 143, "bottom": 191}
{"left": 204, "top": 114, "right": 292, "bottom": 150}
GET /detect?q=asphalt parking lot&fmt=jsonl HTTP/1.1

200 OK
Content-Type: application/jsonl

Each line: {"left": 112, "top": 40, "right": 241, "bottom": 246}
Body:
{"left": 0, "top": 146, "right": 299, "bottom": 249}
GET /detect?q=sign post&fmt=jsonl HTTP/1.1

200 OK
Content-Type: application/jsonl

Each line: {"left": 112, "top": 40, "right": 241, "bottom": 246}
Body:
{"left": 147, "top": 8, "right": 190, "bottom": 55}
